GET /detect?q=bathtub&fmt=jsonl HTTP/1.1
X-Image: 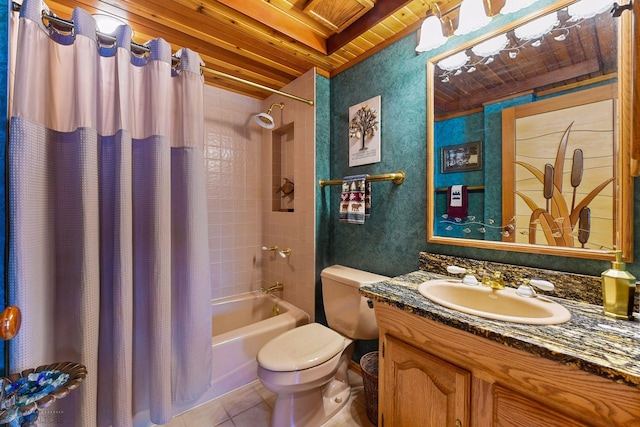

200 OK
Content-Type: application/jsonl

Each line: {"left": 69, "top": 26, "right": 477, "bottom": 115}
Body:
{"left": 136, "top": 291, "right": 309, "bottom": 425}
{"left": 208, "top": 291, "right": 310, "bottom": 398}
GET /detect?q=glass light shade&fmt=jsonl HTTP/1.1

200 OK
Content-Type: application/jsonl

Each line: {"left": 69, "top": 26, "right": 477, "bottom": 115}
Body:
{"left": 454, "top": 0, "right": 491, "bottom": 36}
{"left": 93, "top": 14, "right": 129, "bottom": 35}
{"left": 514, "top": 12, "right": 559, "bottom": 41}
{"left": 472, "top": 34, "right": 509, "bottom": 57}
{"left": 437, "top": 52, "right": 470, "bottom": 71}
{"left": 567, "top": 0, "right": 614, "bottom": 21}
{"left": 416, "top": 15, "right": 448, "bottom": 52}
{"left": 500, "top": 0, "right": 537, "bottom": 14}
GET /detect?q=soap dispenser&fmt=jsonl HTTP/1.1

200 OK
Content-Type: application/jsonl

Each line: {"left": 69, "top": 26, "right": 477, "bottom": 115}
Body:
{"left": 601, "top": 251, "right": 636, "bottom": 319}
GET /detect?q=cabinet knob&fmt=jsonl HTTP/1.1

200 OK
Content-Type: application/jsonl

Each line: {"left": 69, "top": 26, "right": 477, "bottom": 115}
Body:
{"left": 455, "top": 420, "right": 462, "bottom": 427}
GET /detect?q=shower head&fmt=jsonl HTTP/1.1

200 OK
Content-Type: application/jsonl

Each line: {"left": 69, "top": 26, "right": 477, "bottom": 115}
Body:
{"left": 254, "top": 102, "right": 284, "bottom": 129}
{"left": 255, "top": 113, "right": 275, "bottom": 129}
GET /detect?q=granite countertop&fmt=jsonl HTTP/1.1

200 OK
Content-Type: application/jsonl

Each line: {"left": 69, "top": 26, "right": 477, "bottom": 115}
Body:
{"left": 360, "top": 270, "right": 640, "bottom": 390}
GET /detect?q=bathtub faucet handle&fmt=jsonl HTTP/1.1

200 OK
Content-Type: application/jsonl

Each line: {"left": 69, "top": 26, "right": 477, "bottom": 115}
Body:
{"left": 262, "top": 245, "right": 278, "bottom": 252}
{"left": 263, "top": 282, "right": 284, "bottom": 294}
{"left": 278, "top": 248, "right": 292, "bottom": 258}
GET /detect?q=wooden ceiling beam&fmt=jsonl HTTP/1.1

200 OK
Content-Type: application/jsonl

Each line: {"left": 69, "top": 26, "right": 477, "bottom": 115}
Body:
{"left": 46, "top": 0, "right": 320, "bottom": 76}
{"left": 327, "top": 0, "right": 412, "bottom": 55}
{"left": 216, "top": 0, "right": 328, "bottom": 54}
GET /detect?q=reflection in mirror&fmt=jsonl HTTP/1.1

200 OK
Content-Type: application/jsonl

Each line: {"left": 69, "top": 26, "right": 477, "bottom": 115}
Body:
{"left": 427, "top": 0, "right": 634, "bottom": 260}
{"left": 502, "top": 84, "right": 616, "bottom": 250}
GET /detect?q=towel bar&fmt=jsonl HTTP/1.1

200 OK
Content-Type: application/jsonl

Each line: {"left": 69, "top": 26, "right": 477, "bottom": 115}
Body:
{"left": 434, "top": 185, "right": 484, "bottom": 192}
{"left": 318, "top": 171, "right": 405, "bottom": 188}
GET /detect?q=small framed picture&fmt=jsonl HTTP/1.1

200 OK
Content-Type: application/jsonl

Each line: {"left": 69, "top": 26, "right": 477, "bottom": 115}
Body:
{"left": 349, "top": 95, "right": 381, "bottom": 167}
{"left": 440, "top": 141, "right": 483, "bottom": 173}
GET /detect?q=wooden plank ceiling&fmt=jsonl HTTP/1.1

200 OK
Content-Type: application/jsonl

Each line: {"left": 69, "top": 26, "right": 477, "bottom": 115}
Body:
{"left": 33, "top": 0, "right": 612, "bottom": 108}
{"left": 40, "top": 0, "right": 468, "bottom": 99}
{"left": 36, "top": 0, "right": 430, "bottom": 99}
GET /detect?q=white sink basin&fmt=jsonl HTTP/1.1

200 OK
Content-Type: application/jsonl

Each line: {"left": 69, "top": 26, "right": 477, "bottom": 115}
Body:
{"left": 417, "top": 279, "right": 571, "bottom": 325}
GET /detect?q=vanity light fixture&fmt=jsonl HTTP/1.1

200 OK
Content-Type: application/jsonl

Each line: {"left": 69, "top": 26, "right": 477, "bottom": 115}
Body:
{"left": 514, "top": 12, "right": 560, "bottom": 41}
{"left": 415, "top": 0, "right": 493, "bottom": 52}
{"left": 567, "top": 0, "right": 615, "bottom": 21}
{"left": 500, "top": 0, "right": 538, "bottom": 14}
{"left": 416, "top": 0, "right": 536, "bottom": 53}
{"left": 471, "top": 34, "right": 509, "bottom": 58}
{"left": 437, "top": 51, "right": 470, "bottom": 72}
{"left": 415, "top": 14, "right": 448, "bottom": 52}
{"left": 454, "top": 0, "right": 492, "bottom": 36}
{"left": 415, "top": 0, "right": 616, "bottom": 55}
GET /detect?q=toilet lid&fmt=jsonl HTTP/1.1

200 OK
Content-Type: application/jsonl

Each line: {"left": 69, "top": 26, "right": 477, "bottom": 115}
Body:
{"left": 258, "top": 323, "right": 345, "bottom": 372}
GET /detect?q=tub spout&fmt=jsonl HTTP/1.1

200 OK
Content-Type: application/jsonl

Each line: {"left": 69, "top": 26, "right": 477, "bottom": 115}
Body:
{"left": 262, "top": 282, "right": 284, "bottom": 294}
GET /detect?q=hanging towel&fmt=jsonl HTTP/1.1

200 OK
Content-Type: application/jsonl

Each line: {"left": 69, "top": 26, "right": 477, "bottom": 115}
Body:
{"left": 340, "top": 174, "right": 371, "bottom": 224}
{"left": 447, "top": 185, "right": 468, "bottom": 218}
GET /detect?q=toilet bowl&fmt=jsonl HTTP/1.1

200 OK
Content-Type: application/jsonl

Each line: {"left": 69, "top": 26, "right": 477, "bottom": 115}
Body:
{"left": 257, "top": 265, "right": 388, "bottom": 427}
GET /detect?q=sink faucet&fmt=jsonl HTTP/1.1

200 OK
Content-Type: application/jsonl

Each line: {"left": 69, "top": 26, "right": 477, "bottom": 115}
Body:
{"left": 446, "top": 265, "right": 478, "bottom": 285}
{"left": 482, "top": 271, "right": 505, "bottom": 290}
{"left": 515, "top": 278, "right": 554, "bottom": 298}
{"left": 262, "top": 282, "right": 284, "bottom": 294}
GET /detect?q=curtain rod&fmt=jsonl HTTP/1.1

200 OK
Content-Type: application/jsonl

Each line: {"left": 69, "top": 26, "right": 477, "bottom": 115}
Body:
{"left": 201, "top": 67, "right": 314, "bottom": 106}
{"left": 11, "top": 1, "right": 315, "bottom": 106}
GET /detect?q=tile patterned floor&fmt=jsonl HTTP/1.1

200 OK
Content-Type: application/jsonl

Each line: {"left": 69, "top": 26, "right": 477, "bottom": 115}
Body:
{"left": 160, "top": 370, "right": 376, "bottom": 427}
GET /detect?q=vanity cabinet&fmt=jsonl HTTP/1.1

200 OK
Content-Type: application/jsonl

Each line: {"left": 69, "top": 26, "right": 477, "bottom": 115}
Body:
{"left": 383, "top": 335, "right": 470, "bottom": 426}
{"left": 375, "top": 303, "right": 640, "bottom": 427}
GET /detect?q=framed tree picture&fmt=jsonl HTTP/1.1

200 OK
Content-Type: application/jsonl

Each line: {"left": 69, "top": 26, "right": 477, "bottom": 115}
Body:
{"left": 349, "top": 96, "right": 381, "bottom": 166}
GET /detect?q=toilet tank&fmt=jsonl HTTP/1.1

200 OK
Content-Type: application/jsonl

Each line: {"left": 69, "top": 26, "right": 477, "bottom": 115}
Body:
{"left": 321, "top": 265, "right": 389, "bottom": 340}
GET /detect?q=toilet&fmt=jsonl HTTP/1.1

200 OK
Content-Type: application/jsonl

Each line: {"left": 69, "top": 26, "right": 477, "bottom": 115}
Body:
{"left": 257, "top": 265, "right": 388, "bottom": 427}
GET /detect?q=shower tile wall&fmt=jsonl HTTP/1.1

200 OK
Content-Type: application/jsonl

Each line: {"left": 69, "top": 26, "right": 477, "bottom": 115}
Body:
{"left": 260, "top": 69, "right": 317, "bottom": 320}
{"left": 204, "top": 85, "right": 264, "bottom": 299}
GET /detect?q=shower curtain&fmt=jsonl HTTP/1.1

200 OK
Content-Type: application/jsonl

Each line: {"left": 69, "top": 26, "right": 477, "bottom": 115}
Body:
{"left": 8, "top": 1, "right": 212, "bottom": 425}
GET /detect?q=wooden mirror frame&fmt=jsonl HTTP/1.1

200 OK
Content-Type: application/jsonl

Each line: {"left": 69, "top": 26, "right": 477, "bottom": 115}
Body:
{"left": 426, "top": 0, "right": 634, "bottom": 261}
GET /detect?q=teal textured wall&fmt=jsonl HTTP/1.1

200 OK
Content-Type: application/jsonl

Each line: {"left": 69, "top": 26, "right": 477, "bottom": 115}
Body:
{"left": 327, "top": 33, "right": 428, "bottom": 277}
{"left": 434, "top": 112, "right": 485, "bottom": 240}
{"left": 324, "top": 2, "right": 640, "bottom": 279}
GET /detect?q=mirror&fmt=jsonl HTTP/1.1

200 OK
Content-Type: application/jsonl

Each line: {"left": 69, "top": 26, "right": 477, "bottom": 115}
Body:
{"left": 427, "top": 0, "right": 634, "bottom": 261}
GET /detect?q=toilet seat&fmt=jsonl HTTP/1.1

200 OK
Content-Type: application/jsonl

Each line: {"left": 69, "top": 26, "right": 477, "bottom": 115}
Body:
{"left": 257, "top": 323, "right": 345, "bottom": 372}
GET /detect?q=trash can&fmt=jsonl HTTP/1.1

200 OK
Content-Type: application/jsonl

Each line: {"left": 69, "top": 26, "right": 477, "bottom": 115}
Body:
{"left": 360, "top": 351, "right": 379, "bottom": 426}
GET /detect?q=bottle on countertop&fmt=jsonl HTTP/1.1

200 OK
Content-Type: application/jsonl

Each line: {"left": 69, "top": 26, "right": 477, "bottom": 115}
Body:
{"left": 602, "top": 251, "right": 637, "bottom": 320}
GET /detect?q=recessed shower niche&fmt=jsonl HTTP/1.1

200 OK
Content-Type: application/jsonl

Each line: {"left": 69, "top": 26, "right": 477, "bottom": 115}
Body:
{"left": 271, "top": 122, "right": 295, "bottom": 212}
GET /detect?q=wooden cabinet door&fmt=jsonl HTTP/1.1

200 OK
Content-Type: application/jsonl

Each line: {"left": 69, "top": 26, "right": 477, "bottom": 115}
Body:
{"left": 381, "top": 335, "right": 470, "bottom": 427}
